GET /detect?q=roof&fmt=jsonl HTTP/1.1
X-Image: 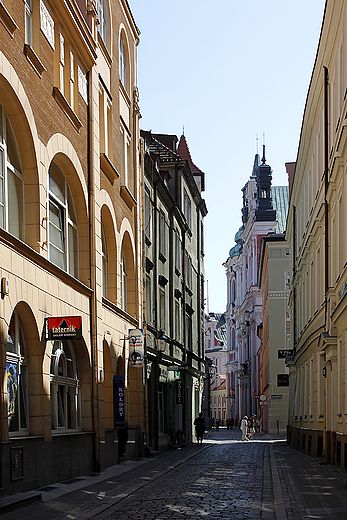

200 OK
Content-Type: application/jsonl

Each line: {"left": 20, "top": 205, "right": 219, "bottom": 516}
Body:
{"left": 207, "top": 312, "right": 227, "bottom": 348}
{"left": 271, "top": 186, "right": 289, "bottom": 234}
{"left": 177, "top": 134, "right": 205, "bottom": 191}
{"left": 211, "top": 378, "right": 226, "bottom": 392}
{"left": 141, "top": 130, "right": 183, "bottom": 164}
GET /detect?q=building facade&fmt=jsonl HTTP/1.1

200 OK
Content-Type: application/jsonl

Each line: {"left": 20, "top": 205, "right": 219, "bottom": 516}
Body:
{"left": 0, "top": 0, "right": 144, "bottom": 493}
{"left": 286, "top": 0, "right": 347, "bottom": 469}
{"left": 141, "top": 131, "right": 207, "bottom": 449}
{"left": 224, "top": 149, "right": 288, "bottom": 423}
{"left": 258, "top": 234, "right": 291, "bottom": 434}
{"left": 204, "top": 312, "right": 227, "bottom": 422}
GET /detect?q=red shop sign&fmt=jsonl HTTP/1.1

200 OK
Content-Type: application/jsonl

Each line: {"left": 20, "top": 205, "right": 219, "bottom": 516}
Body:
{"left": 46, "top": 316, "right": 82, "bottom": 341}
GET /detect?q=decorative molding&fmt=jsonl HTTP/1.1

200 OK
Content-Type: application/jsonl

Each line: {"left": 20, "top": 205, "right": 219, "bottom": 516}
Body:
{"left": 0, "top": 2, "right": 18, "bottom": 36}
{"left": 120, "top": 185, "right": 136, "bottom": 209}
{"left": 52, "top": 87, "right": 82, "bottom": 131}
{"left": 24, "top": 44, "right": 46, "bottom": 77}
{"left": 100, "top": 154, "right": 119, "bottom": 184}
{"left": 40, "top": 0, "right": 54, "bottom": 49}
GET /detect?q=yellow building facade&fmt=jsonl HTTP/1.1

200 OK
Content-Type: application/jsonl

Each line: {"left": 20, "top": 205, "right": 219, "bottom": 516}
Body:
{"left": 286, "top": 0, "right": 347, "bottom": 468}
{"left": 0, "top": 0, "right": 143, "bottom": 493}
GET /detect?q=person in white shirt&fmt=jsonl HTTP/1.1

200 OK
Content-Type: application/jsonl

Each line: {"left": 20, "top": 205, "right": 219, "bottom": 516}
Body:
{"left": 240, "top": 416, "right": 248, "bottom": 441}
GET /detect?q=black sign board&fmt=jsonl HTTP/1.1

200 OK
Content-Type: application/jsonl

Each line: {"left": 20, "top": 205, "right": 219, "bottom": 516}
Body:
{"left": 277, "top": 374, "right": 289, "bottom": 387}
{"left": 278, "top": 349, "right": 294, "bottom": 359}
{"left": 113, "top": 375, "right": 125, "bottom": 426}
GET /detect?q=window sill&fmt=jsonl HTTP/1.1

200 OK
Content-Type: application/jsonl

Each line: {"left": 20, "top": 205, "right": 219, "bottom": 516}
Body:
{"left": 24, "top": 44, "right": 46, "bottom": 77}
{"left": 120, "top": 185, "right": 136, "bottom": 209}
{"left": 53, "top": 86, "right": 83, "bottom": 131}
{"left": 100, "top": 153, "right": 119, "bottom": 184}
{"left": 0, "top": 2, "right": 18, "bottom": 37}
{"left": 51, "top": 429, "right": 86, "bottom": 436}
{"left": 159, "top": 252, "right": 167, "bottom": 264}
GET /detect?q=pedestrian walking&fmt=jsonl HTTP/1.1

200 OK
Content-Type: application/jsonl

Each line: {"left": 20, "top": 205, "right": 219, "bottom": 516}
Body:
{"left": 234, "top": 416, "right": 238, "bottom": 428}
{"left": 215, "top": 418, "right": 220, "bottom": 431}
{"left": 249, "top": 414, "right": 256, "bottom": 440}
{"left": 194, "top": 412, "right": 205, "bottom": 445}
{"left": 256, "top": 416, "right": 263, "bottom": 435}
{"left": 240, "top": 416, "right": 248, "bottom": 441}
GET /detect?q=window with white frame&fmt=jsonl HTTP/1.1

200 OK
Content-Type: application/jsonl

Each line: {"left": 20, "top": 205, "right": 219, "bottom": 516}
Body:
{"left": 101, "top": 222, "right": 108, "bottom": 299}
{"left": 120, "top": 126, "right": 130, "bottom": 187}
{"left": 284, "top": 269, "right": 291, "bottom": 291}
{"left": 7, "top": 312, "right": 29, "bottom": 434}
{"left": 0, "top": 104, "right": 24, "bottom": 240}
{"left": 120, "top": 247, "right": 127, "bottom": 311}
{"left": 119, "top": 35, "right": 127, "bottom": 89}
{"left": 97, "top": 0, "right": 107, "bottom": 45}
{"left": 50, "top": 340, "right": 81, "bottom": 431}
{"left": 48, "top": 161, "right": 78, "bottom": 277}
{"left": 25, "top": 0, "right": 33, "bottom": 45}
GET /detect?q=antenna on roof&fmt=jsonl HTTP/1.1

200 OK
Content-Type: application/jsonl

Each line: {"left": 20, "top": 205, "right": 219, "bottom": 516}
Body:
{"left": 256, "top": 134, "right": 259, "bottom": 154}
{"left": 182, "top": 125, "right": 185, "bottom": 136}
{"left": 263, "top": 131, "right": 266, "bottom": 146}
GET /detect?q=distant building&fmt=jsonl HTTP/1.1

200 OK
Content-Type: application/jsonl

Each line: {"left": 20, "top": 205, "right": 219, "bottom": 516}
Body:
{"left": 258, "top": 234, "right": 291, "bottom": 434}
{"left": 224, "top": 148, "right": 289, "bottom": 422}
{"left": 204, "top": 312, "right": 227, "bottom": 421}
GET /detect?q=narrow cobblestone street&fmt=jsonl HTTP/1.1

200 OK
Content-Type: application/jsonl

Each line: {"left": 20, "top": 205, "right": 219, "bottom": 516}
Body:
{"left": 2, "top": 428, "right": 347, "bottom": 519}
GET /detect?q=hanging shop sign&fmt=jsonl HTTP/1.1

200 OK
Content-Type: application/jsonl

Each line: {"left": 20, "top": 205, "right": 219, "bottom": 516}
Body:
{"left": 113, "top": 375, "right": 125, "bottom": 426}
{"left": 278, "top": 349, "right": 294, "bottom": 359}
{"left": 128, "top": 329, "right": 144, "bottom": 368}
{"left": 46, "top": 316, "right": 82, "bottom": 341}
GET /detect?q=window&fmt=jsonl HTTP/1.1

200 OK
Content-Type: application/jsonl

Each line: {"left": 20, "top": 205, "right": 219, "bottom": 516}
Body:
{"left": 145, "top": 188, "right": 152, "bottom": 240}
{"left": 159, "top": 287, "right": 165, "bottom": 330}
{"left": 145, "top": 274, "right": 152, "bottom": 324}
{"left": 185, "top": 252, "right": 192, "bottom": 290}
{"left": 97, "top": 0, "right": 107, "bottom": 45}
{"left": 184, "top": 189, "right": 191, "bottom": 228}
{"left": 120, "top": 247, "right": 127, "bottom": 311}
{"left": 159, "top": 210, "right": 166, "bottom": 258}
{"left": 285, "top": 310, "right": 291, "bottom": 335}
{"left": 175, "top": 299, "right": 181, "bottom": 342}
{"left": 120, "top": 126, "right": 130, "bottom": 187}
{"left": 101, "top": 222, "right": 108, "bottom": 299}
{"left": 99, "top": 85, "right": 112, "bottom": 158}
{"left": 284, "top": 270, "right": 291, "bottom": 291}
{"left": 48, "top": 161, "right": 78, "bottom": 277}
{"left": 7, "top": 313, "right": 28, "bottom": 434}
{"left": 119, "top": 36, "right": 127, "bottom": 89}
{"left": 0, "top": 104, "right": 24, "bottom": 240}
{"left": 50, "top": 340, "right": 81, "bottom": 430}
{"left": 25, "top": 0, "right": 33, "bottom": 45}
{"left": 175, "top": 230, "right": 181, "bottom": 272}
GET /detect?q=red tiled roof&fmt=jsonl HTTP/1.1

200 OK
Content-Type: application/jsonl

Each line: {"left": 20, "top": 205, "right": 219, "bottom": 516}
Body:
{"left": 177, "top": 134, "right": 204, "bottom": 176}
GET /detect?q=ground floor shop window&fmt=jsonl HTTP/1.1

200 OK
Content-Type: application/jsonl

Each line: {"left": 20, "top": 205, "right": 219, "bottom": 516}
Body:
{"left": 7, "top": 312, "right": 28, "bottom": 434}
{"left": 50, "top": 340, "right": 81, "bottom": 431}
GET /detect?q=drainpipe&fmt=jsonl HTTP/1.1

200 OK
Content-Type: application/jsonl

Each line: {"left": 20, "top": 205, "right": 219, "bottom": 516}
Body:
{"left": 322, "top": 65, "right": 329, "bottom": 460}
{"left": 87, "top": 69, "right": 100, "bottom": 472}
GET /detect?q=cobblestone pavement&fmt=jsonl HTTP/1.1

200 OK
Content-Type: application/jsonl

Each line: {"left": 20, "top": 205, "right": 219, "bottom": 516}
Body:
{"left": 2, "top": 428, "right": 347, "bottom": 519}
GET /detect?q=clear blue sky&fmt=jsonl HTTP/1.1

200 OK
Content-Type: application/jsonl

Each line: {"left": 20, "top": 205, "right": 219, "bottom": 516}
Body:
{"left": 129, "top": 0, "right": 326, "bottom": 313}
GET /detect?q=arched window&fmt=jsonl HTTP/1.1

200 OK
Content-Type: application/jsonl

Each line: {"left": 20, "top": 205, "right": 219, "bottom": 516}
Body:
{"left": 7, "top": 312, "right": 28, "bottom": 433}
{"left": 97, "top": 0, "right": 107, "bottom": 45}
{"left": 48, "top": 161, "right": 78, "bottom": 277}
{"left": 119, "top": 35, "right": 127, "bottom": 89}
{"left": 231, "top": 279, "right": 236, "bottom": 304}
{"left": 0, "top": 103, "right": 24, "bottom": 240}
{"left": 120, "top": 247, "right": 127, "bottom": 311}
{"left": 101, "top": 222, "right": 108, "bottom": 299}
{"left": 50, "top": 340, "right": 81, "bottom": 430}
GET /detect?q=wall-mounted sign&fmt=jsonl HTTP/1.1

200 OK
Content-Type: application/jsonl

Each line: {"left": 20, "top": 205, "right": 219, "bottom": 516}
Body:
{"left": 129, "top": 329, "right": 144, "bottom": 368}
{"left": 176, "top": 379, "right": 183, "bottom": 404}
{"left": 271, "top": 395, "right": 283, "bottom": 399}
{"left": 278, "top": 349, "right": 294, "bottom": 359}
{"left": 277, "top": 374, "right": 289, "bottom": 387}
{"left": 46, "top": 316, "right": 82, "bottom": 341}
{"left": 113, "top": 375, "right": 125, "bottom": 426}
